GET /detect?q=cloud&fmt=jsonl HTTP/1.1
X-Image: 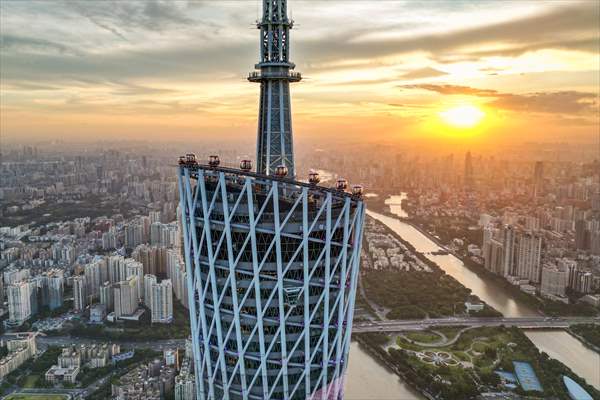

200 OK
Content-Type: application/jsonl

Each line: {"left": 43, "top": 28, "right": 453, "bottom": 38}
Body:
{"left": 295, "top": 1, "right": 599, "bottom": 64}
{"left": 108, "top": 81, "right": 179, "bottom": 96}
{"left": 399, "top": 67, "right": 447, "bottom": 80}
{"left": 0, "top": 34, "right": 81, "bottom": 56}
{"left": 1, "top": 81, "right": 60, "bottom": 91}
{"left": 0, "top": 39, "right": 254, "bottom": 85}
{"left": 489, "top": 91, "right": 598, "bottom": 114}
{"left": 69, "top": 1, "right": 197, "bottom": 37}
{"left": 402, "top": 84, "right": 598, "bottom": 115}
{"left": 1, "top": 1, "right": 597, "bottom": 87}
{"left": 401, "top": 84, "right": 498, "bottom": 96}
{"left": 0, "top": 0, "right": 598, "bottom": 141}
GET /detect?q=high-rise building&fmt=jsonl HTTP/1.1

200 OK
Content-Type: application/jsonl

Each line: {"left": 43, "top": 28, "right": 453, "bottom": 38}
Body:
{"left": 48, "top": 274, "right": 64, "bottom": 310}
{"left": 164, "top": 348, "right": 179, "bottom": 368}
{"left": 102, "top": 227, "right": 117, "bottom": 250}
{"left": 113, "top": 277, "right": 139, "bottom": 318}
{"left": 85, "top": 259, "right": 106, "bottom": 299}
{"left": 575, "top": 219, "right": 589, "bottom": 250}
{"left": 178, "top": 1, "right": 365, "bottom": 398}
{"left": 144, "top": 274, "right": 158, "bottom": 306}
{"left": 108, "top": 255, "right": 128, "bottom": 284}
{"left": 125, "top": 259, "right": 144, "bottom": 303}
{"left": 100, "top": 282, "right": 114, "bottom": 312}
{"left": 150, "top": 210, "right": 162, "bottom": 224}
{"left": 540, "top": 265, "right": 567, "bottom": 296}
{"left": 515, "top": 231, "right": 543, "bottom": 283}
{"left": 558, "top": 258, "right": 578, "bottom": 288}
{"left": 175, "top": 359, "right": 196, "bottom": 400}
{"left": 27, "top": 280, "right": 39, "bottom": 316}
{"left": 501, "top": 225, "right": 517, "bottom": 277}
{"left": 151, "top": 279, "right": 173, "bottom": 324}
{"left": 591, "top": 193, "right": 600, "bottom": 211}
{"left": 533, "top": 161, "right": 544, "bottom": 198}
{"left": 73, "top": 275, "right": 87, "bottom": 312}
{"left": 4, "top": 268, "right": 30, "bottom": 285}
{"left": 590, "top": 230, "right": 600, "bottom": 255}
{"left": 579, "top": 272, "right": 593, "bottom": 293}
{"left": 167, "top": 249, "right": 188, "bottom": 309}
{"left": 125, "top": 223, "right": 144, "bottom": 249}
{"left": 570, "top": 270, "right": 593, "bottom": 294}
{"left": 484, "top": 238, "right": 504, "bottom": 275}
{"left": 141, "top": 215, "right": 151, "bottom": 243}
{"left": 7, "top": 282, "right": 32, "bottom": 325}
{"left": 150, "top": 222, "right": 162, "bottom": 245}
{"left": 464, "top": 151, "right": 474, "bottom": 191}
{"left": 133, "top": 244, "right": 167, "bottom": 275}
{"left": 32, "top": 275, "right": 49, "bottom": 309}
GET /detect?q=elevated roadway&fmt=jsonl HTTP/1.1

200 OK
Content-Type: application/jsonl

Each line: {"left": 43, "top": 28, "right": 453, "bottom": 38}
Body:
{"left": 352, "top": 316, "right": 599, "bottom": 333}
{"left": 3, "top": 317, "right": 597, "bottom": 347}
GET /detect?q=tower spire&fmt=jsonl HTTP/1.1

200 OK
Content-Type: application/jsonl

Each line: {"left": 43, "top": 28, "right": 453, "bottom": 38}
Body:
{"left": 249, "top": 0, "right": 301, "bottom": 178}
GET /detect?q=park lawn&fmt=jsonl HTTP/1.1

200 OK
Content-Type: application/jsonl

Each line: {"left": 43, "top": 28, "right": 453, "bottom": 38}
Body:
{"left": 405, "top": 331, "right": 443, "bottom": 343}
{"left": 4, "top": 395, "right": 68, "bottom": 400}
{"left": 395, "top": 336, "right": 422, "bottom": 351}
{"left": 364, "top": 326, "right": 600, "bottom": 400}
{"left": 430, "top": 326, "right": 466, "bottom": 341}
{"left": 452, "top": 326, "right": 509, "bottom": 351}
{"left": 471, "top": 341, "right": 490, "bottom": 353}
{"left": 396, "top": 326, "right": 509, "bottom": 371}
{"left": 454, "top": 351, "right": 471, "bottom": 362}
{"left": 20, "top": 374, "right": 40, "bottom": 388}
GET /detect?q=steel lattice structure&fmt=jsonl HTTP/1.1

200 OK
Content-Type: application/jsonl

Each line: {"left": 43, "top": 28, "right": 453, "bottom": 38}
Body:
{"left": 178, "top": 166, "right": 365, "bottom": 399}
{"left": 248, "top": 0, "right": 301, "bottom": 178}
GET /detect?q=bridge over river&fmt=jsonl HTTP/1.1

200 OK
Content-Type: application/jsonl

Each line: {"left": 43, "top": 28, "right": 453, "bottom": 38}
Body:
{"left": 352, "top": 316, "right": 600, "bottom": 333}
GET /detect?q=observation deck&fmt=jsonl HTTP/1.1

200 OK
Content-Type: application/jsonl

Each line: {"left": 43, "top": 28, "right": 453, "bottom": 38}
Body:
{"left": 248, "top": 70, "right": 302, "bottom": 82}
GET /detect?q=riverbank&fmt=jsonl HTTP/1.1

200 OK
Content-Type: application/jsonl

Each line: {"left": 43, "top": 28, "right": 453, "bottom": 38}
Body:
{"left": 360, "top": 194, "right": 600, "bottom": 395}
{"left": 354, "top": 335, "right": 433, "bottom": 400}
{"left": 358, "top": 326, "right": 600, "bottom": 400}
{"left": 368, "top": 196, "right": 599, "bottom": 318}
{"left": 345, "top": 342, "right": 424, "bottom": 399}
{"left": 361, "top": 215, "right": 502, "bottom": 319}
{"left": 567, "top": 325, "right": 600, "bottom": 353}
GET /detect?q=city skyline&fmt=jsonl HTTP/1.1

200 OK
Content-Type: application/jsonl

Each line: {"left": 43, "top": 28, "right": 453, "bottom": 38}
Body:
{"left": 1, "top": 0, "right": 599, "bottom": 147}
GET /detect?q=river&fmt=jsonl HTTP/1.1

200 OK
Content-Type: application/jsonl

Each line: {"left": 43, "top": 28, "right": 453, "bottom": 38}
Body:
{"left": 345, "top": 343, "right": 424, "bottom": 400}
{"left": 525, "top": 330, "right": 599, "bottom": 390}
{"left": 350, "top": 193, "right": 599, "bottom": 394}
{"left": 370, "top": 195, "right": 538, "bottom": 317}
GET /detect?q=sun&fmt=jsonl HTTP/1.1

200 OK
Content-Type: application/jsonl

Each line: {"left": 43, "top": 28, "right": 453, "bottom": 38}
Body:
{"left": 439, "top": 105, "right": 485, "bottom": 128}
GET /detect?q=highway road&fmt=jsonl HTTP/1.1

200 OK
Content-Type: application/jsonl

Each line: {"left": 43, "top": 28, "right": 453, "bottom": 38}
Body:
{"left": 3, "top": 317, "right": 597, "bottom": 348}
{"left": 0, "top": 334, "right": 186, "bottom": 350}
{"left": 352, "top": 316, "right": 600, "bottom": 333}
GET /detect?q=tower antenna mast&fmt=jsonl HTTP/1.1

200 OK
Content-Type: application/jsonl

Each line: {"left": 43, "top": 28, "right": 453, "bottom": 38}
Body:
{"left": 249, "top": 0, "right": 301, "bottom": 178}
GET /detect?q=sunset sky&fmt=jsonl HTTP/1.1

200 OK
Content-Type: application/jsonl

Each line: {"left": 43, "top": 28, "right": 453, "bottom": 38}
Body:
{"left": 1, "top": 0, "right": 599, "bottom": 147}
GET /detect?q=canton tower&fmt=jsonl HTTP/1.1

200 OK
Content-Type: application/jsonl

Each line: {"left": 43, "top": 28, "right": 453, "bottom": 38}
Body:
{"left": 177, "top": 1, "right": 365, "bottom": 399}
